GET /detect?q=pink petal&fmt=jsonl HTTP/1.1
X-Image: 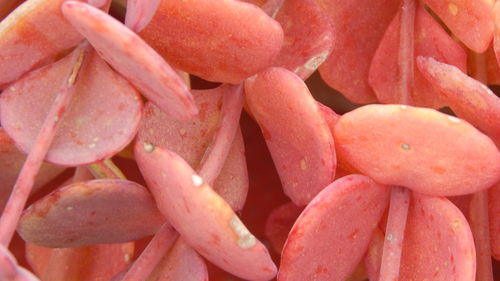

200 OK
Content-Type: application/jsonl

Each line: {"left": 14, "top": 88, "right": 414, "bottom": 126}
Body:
{"left": 139, "top": 0, "right": 284, "bottom": 84}
{"left": 61, "top": 1, "right": 197, "bottom": 120}
{"left": 137, "top": 86, "right": 248, "bottom": 211}
{"left": 245, "top": 67, "right": 336, "bottom": 206}
{"left": 0, "top": 128, "right": 65, "bottom": 212}
{"left": 0, "top": 0, "right": 109, "bottom": 88}
{"left": 134, "top": 142, "right": 277, "bottom": 281}
{"left": 334, "top": 104, "right": 500, "bottom": 196}
{"left": 369, "top": 2, "right": 467, "bottom": 108}
{"left": 0, "top": 49, "right": 143, "bottom": 166}
{"left": 417, "top": 56, "right": 500, "bottom": 147}
{"left": 400, "top": 194, "right": 476, "bottom": 281}
{"left": 33, "top": 243, "right": 134, "bottom": 280}
{"left": 273, "top": 0, "right": 333, "bottom": 80}
{"left": 18, "top": 179, "right": 165, "bottom": 248}
{"left": 147, "top": 239, "right": 208, "bottom": 281}
{"left": 124, "top": 0, "right": 161, "bottom": 32}
{"left": 422, "top": 0, "right": 494, "bottom": 52}
{"left": 278, "top": 175, "right": 390, "bottom": 281}
{"left": 317, "top": 0, "right": 400, "bottom": 103}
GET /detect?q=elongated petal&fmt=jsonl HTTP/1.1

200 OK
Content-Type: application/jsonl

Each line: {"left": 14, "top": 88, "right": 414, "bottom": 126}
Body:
{"left": 369, "top": 2, "right": 467, "bottom": 108}
{"left": 278, "top": 175, "right": 390, "bottom": 281}
{"left": 334, "top": 104, "right": 500, "bottom": 196}
{"left": 124, "top": 0, "right": 160, "bottom": 32}
{"left": 147, "top": 239, "right": 208, "bottom": 281}
{"left": 422, "top": 0, "right": 494, "bottom": 52}
{"left": 0, "top": 0, "right": 104, "bottom": 87}
{"left": 0, "top": 49, "right": 143, "bottom": 166}
{"left": 417, "top": 56, "right": 500, "bottom": 146}
{"left": 400, "top": 194, "right": 476, "bottom": 281}
{"left": 273, "top": 0, "right": 333, "bottom": 80}
{"left": 18, "top": 179, "right": 165, "bottom": 248}
{"left": 137, "top": 86, "right": 248, "bottom": 211}
{"left": 245, "top": 67, "right": 335, "bottom": 206}
{"left": 139, "top": 0, "right": 284, "bottom": 84}
{"left": 135, "top": 142, "right": 277, "bottom": 281}
{"left": 0, "top": 128, "right": 65, "bottom": 212}
{"left": 317, "top": 0, "right": 400, "bottom": 103}
{"left": 61, "top": 1, "right": 197, "bottom": 120}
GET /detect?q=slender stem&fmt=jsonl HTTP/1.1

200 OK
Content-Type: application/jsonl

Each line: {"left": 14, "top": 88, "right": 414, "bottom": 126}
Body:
{"left": 398, "top": 0, "right": 416, "bottom": 105}
{"left": 0, "top": 44, "right": 89, "bottom": 246}
{"left": 468, "top": 51, "right": 494, "bottom": 281}
{"left": 197, "top": 84, "right": 243, "bottom": 185}
{"left": 378, "top": 186, "right": 411, "bottom": 281}
{"left": 470, "top": 191, "right": 494, "bottom": 281}
{"left": 121, "top": 224, "right": 178, "bottom": 281}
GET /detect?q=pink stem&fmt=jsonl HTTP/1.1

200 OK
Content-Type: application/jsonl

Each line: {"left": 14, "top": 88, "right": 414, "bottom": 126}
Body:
{"left": 468, "top": 50, "right": 495, "bottom": 281}
{"left": 0, "top": 44, "right": 89, "bottom": 246}
{"left": 398, "top": 0, "right": 416, "bottom": 105}
{"left": 121, "top": 224, "right": 178, "bottom": 281}
{"left": 470, "top": 191, "right": 494, "bottom": 281}
{"left": 197, "top": 84, "right": 244, "bottom": 185}
{"left": 261, "top": 0, "right": 285, "bottom": 18}
{"left": 378, "top": 186, "right": 411, "bottom": 281}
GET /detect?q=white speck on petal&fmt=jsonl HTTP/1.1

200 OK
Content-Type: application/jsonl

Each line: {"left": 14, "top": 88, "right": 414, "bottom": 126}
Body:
{"left": 401, "top": 143, "right": 411, "bottom": 150}
{"left": 386, "top": 233, "right": 393, "bottom": 241}
{"left": 88, "top": 143, "right": 96, "bottom": 149}
{"left": 192, "top": 174, "right": 203, "bottom": 187}
{"left": 400, "top": 105, "right": 408, "bottom": 109}
{"left": 447, "top": 116, "right": 461, "bottom": 123}
{"left": 143, "top": 142, "right": 154, "bottom": 152}
{"left": 66, "top": 206, "right": 74, "bottom": 211}
{"left": 229, "top": 215, "right": 256, "bottom": 249}
{"left": 124, "top": 253, "right": 131, "bottom": 263}
{"left": 448, "top": 3, "right": 458, "bottom": 16}
{"left": 304, "top": 50, "right": 330, "bottom": 71}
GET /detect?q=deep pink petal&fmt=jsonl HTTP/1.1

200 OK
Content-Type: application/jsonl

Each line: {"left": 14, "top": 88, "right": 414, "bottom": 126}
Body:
{"left": 245, "top": 67, "right": 336, "bottom": 206}
{"left": 18, "top": 179, "right": 164, "bottom": 248}
{"left": 139, "top": 0, "right": 284, "bottom": 84}
{"left": 334, "top": 104, "right": 500, "bottom": 196}
{"left": 62, "top": 1, "right": 197, "bottom": 120}
{"left": 134, "top": 142, "right": 277, "bottom": 280}
{"left": 278, "top": 175, "right": 390, "bottom": 281}
{"left": 0, "top": 49, "right": 143, "bottom": 166}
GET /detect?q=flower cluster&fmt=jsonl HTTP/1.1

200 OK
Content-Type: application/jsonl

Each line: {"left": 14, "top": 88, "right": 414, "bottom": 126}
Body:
{"left": 0, "top": 0, "right": 499, "bottom": 281}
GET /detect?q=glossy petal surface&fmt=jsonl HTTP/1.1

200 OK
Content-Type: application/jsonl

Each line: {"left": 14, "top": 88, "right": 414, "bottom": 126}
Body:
{"left": 245, "top": 67, "right": 335, "bottom": 206}
{"left": 139, "top": 0, "right": 284, "bottom": 84}
{"left": 417, "top": 56, "right": 500, "bottom": 146}
{"left": 137, "top": 86, "right": 248, "bottom": 211}
{"left": 334, "top": 104, "right": 500, "bottom": 196}
{"left": 18, "top": 179, "right": 164, "bottom": 248}
{"left": 369, "top": 3, "right": 467, "bottom": 108}
{"left": 147, "top": 239, "right": 208, "bottom": 281}
{"left": 278, "top": 175, "right": 390, "bottom": 281}
{"left": 317, "top": 0, "right": 400, "bottom": 103}
{"left": 0, "top": 49, "right": 143, "bottom": 166}
{"left": 62, "top": 1, "right": 197, "bottom": 120}
{"left": 135, "top": 143, "right": 276, "bottom": 281}
{"left": 400, "top": 194, "right": 476, "bottom": 281}
{"left": 422, "top": 0, "right": 494, "bottom": 52}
